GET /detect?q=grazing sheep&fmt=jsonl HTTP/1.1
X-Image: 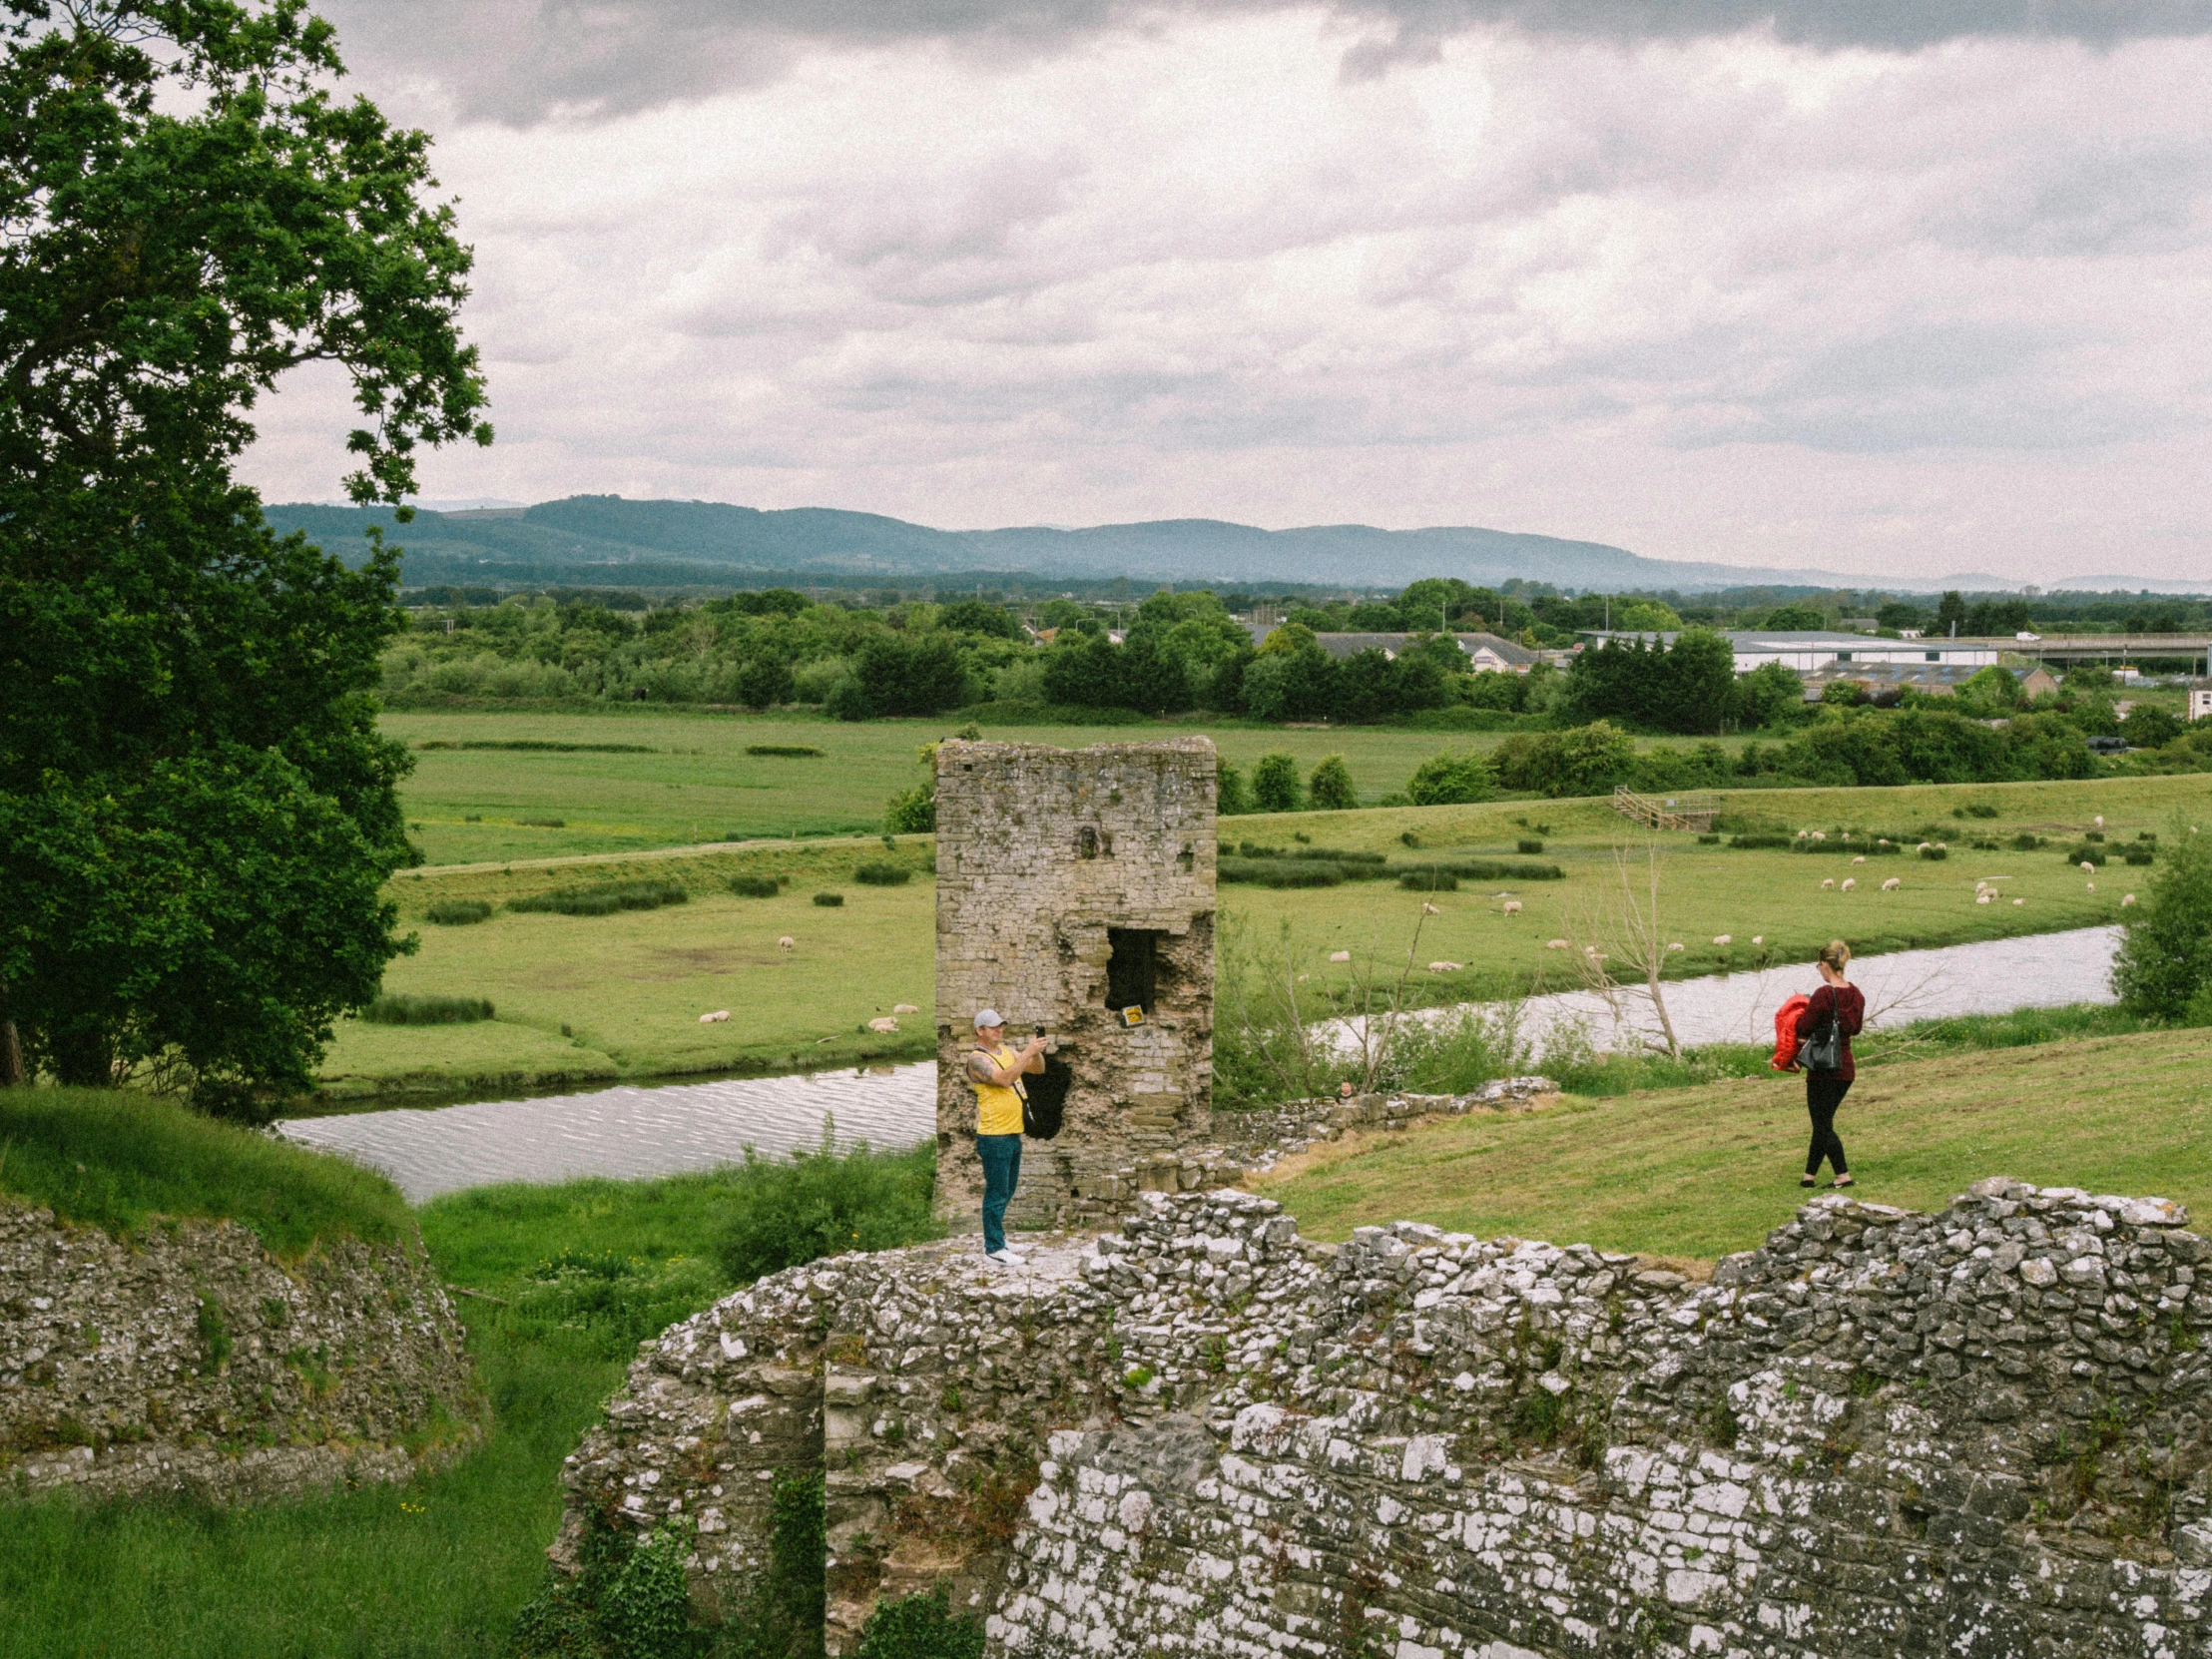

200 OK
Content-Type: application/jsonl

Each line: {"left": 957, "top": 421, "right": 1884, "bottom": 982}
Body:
{"left": 699, "top": 1010, "right": 730, "bottom": 1024}
{"left": 1329, "top": 949, "right": 1352, "bottom": 962}
{"left": 2095, "top": 815, "right": 2105, "bottom": 828}
{"left": 866, "top": 1016, "right": 899, "bottom": 1033}
{"left": 1713, "top": 934, "right": 1732, "bottom": 945}
{"left": 1546, "top": 939, "right": 1569, "bottom": 949}
{"left": 1427, "top": 960, "right": 1463, "bottom": 973}
{"left": 778, "top": 935, "right": 796, "bottom": 950}
{"left": 1420, "top": 901, "right": 1441, "bottom": 915}
{"left": 2086, "top": 880, "right": 2096, "bottom": 891}
{"left": 2123, "top": 892, "right": 2137, "bottom": 906}
{"left": 1811, "top": 830, "right": 1827, "bottom": 841}
{"left": 1502, "top": 899, "right": 1523, "bottom": 915}
{"left": 1841, "top": 877, "right": 1857, "bottom": 890}
{"left": 1851, "top": 855, "right": 1866, "bottom": 865}
{"left": 1821, "top": 877, "right": 1835, "bottom": 889}
{"left": 1882, "top": 877, "right": 1901, "bottom": 891}
{"left": 893, "top": 1002, "right": 919, "bottom": 1014}
{"left": 2081, "top": 860, "right": 2096, "bottom": 873}
{"left": 1752, "top": 934, "right": 1764, "bottom": 945}
{"left": 2013, "top": 897, "right": 2025, "bottom": 905}
{"left": 1976, "top": 892, "right": 1992, "bottom": 904}
{"left": 1918, "top": 841, "right": 1932, "bottom": 852}
{"left": 1666, "top": 942, "right": 1684, "bottom": 952}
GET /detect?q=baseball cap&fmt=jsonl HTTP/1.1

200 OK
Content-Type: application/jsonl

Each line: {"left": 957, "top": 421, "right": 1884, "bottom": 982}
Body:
{"left": 973, "top": 1008, "right": 1004, "bottom": 1029}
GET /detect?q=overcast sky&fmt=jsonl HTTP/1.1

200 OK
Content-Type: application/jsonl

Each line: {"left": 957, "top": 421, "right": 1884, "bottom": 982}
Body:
{"left": 239, "top": 1, "right": 2212, "bottom": 585}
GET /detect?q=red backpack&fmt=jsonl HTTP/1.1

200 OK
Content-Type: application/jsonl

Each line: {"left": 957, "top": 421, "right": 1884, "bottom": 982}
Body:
{"left": 1771, "top": 994, "right": 1811, "bottom": 1071}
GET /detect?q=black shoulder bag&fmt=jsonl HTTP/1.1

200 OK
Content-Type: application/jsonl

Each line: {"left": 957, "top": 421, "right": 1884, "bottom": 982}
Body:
{"left": 1796, "top": 994, "right": 1844, "bottom": 1075}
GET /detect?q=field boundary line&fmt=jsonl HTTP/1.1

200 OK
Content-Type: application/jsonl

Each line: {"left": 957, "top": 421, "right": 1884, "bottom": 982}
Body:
{"left": 406, "top": 832, "right": 897, "bottom": 879}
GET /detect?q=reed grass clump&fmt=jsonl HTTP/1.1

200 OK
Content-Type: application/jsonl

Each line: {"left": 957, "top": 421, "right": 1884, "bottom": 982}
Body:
{"left": 729, "top": 874, "right": 782, "bottom": 898}
{"left": 508, "top": 880, "right": 688, "bottom": 916}
{"left": 425, "top": 899, "right": 492, "bottom": 925}
{"left": 363, "top": 993, "right": 494, "bottom": 1025}
{"left": 852, "top": 861, "right": 911, "bottom": 885}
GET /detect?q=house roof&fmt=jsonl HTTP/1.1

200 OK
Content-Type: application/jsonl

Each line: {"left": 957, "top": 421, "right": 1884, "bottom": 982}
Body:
{"left": 1306, "top": 631, "right": 1537, "bottom": 666}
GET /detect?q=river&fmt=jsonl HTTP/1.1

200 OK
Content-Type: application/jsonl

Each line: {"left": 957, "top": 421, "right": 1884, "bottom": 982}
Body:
{"left": 276, "top": 925, "right": 2122, "bottom": 1202}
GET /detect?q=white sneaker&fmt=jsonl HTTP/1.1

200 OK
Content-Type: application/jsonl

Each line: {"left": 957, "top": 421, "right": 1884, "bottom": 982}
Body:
{"left": 986, "top": 1249, "right": 1025, "bottom": 1266}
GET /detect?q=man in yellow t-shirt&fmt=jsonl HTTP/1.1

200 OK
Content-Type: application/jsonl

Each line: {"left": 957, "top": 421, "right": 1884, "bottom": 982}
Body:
{"left": 966, "top": 1008, "right": 1045, "bottom": 1264}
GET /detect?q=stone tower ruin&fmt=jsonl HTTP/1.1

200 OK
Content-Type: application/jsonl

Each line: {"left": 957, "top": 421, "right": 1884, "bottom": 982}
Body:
{"left": 932, "top": 737, "right": 1216, "bottom": 1234}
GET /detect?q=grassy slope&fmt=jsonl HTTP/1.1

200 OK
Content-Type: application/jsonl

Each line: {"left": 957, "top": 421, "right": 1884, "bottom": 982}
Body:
{"left": 0, "top": 1087, "right": 408, "bottom": 1254}
{"left": 381, "top": 708, "right": 1755, "bottom": 866}
{"left": 0, "top": 1162, "right": 757, "bottom": 1659}
{"left": 1253, "top": 1027, "right": 2212, "bottom": 1262}
{"left": 321, "top": 771, "right": 2212, "bottom": 1098}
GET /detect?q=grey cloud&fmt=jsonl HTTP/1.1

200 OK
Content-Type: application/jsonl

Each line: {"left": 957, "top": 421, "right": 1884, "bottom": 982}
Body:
{"left": 321, "top": 0, "right": 2212, "bottom": 124}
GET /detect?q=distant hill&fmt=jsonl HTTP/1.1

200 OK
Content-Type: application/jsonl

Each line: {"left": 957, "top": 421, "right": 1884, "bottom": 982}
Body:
{"left": 259, "top": 495, "right": 2104, "bottom": 596}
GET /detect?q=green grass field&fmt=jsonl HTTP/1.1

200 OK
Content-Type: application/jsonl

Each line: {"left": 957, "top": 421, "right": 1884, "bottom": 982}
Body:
{"left": 0, "top": 1094, "right": 930, "bottom": 1659}
{"left": 1254, "top": 1026, "right": 2212, "bottom": 1262}
{"left": 380, "top": 708, "right": 1752, "bottom": 866}
{"left": 327, "top": 769, "right": 2212, "bottom": 1101}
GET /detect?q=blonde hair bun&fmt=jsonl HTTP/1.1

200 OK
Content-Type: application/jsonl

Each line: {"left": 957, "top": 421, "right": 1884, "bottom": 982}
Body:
{"left": 1818, "top": 939, "right": 1852, "bottom": 970}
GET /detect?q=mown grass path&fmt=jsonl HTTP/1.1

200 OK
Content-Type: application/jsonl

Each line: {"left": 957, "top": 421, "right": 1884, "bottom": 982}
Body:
{"left": 1253, "top": 1027, "right": 2212, "bottom": 1261}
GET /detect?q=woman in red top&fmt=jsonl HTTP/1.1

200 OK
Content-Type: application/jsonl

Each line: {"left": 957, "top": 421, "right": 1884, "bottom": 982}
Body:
{"left": 1800, "top": 939, "right": 1866, "bottom": 1190}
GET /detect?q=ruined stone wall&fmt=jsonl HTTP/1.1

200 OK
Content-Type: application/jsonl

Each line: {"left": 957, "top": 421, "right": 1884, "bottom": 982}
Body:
{"left": 933, "top": 739, "right": 1217, "bottom": 1235}
{"left": 562, "top": 1179, "right": 2212, "bottom": 1658}
{"left": 0, "top": 1199, "right": 477, "bottom": 1501}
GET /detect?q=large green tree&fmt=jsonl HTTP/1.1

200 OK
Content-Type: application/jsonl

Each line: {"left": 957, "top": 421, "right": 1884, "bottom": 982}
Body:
{"left": 0, "top": 0, "right": 489, "bottom": 1112}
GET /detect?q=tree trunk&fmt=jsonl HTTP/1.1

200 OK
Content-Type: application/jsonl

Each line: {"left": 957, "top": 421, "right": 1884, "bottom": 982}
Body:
{"left": 0, "top": 1020, "right": 22, "bottom": 1087}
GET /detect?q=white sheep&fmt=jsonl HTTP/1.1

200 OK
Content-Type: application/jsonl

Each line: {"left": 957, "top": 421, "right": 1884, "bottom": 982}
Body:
{"left": 893, "top": 1002, "right": 919, "bottom": 1014}
{"left": 1546, "top": 938, "right": 1569, "bottom": 949}
{"left": 2123, "top": 892, "right": 2137, "bottom": 906}
{"left": 1851, "top": 855, "right": 1866, "bottom": 865}
{"left": 1882, "top": 877, "right": 1901, "bottom": 891}
{"left": 1427, "top": 960, "right": 1463, "bottom": 973}
{"left": 1713, "top": 933, "right": 1732, "bottom": 945}
{"left": 1976, "top": 892, "right": 1992, "bottom": 904}
{"left": 2080, "top": 860, "right": 2096, "bottom": 873}
{"left": 1841, "top": 877, "right": 1857, "bottom": 890}
{"left": 1752, "top": 934, "right": 1764, "bottom": 945}
{"left": 866, "top": 1015, "right": 899, "bottom": 1033}
{"left": 1329, "top": 949, "right": 1352, "bottom": 962}
{"left": 699, "top": 1010, "right": 730, "bottom": 1024}
{"left": 1501, "top": 899, "right": 1523, "bottom": 915}
{"left": 1811, "top": 830, "right": 1827, "bottom": 841}
{"left": 2095, "top": 815, "right": 2105, "bottom": 827}
{"left": 1918, "top": 841, "right": 1933, "bottom": 851}
{"left": 1667, "top": 941, "right": 1684, "bottom": 952}
{"left": 778, "top": 935, "right": 796, "bottom": 950}
{"left": 1821, "top": 877, "right": 1835, "bottom": 889}
{"left": 2012, "top": 897, "right": 2025, "bottom": 906}
{"left": 2086, "top": 880, "right": 2096, "bottom": 891}
{"left": 1420, "top": 901, "right": 1441, "bottom": 915}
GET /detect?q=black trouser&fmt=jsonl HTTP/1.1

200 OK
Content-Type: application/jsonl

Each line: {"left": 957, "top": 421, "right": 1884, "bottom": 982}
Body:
{"left": 1806, "top": 1075, "right": 1852, "bottom": 1177}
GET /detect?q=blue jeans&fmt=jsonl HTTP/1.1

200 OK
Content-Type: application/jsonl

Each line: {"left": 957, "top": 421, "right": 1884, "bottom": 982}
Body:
{"left": 976, "top": 1134, "right": 1022, "bottom": 1254}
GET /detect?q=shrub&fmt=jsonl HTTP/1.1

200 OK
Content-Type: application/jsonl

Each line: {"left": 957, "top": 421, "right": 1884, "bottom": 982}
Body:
{"left": 362, "top": 993, "right": 493, "bottom": 1025}
{"left": 883, "top": 782, "right": 936, "bottom": 834}
{"left": 2064, "top": 845, "right": 2107, "bottom": 867}
{"left": 2126, "top": 848, "right": 2156, "bottom": 866}
{"left": 1250, "top": 752, "right": 1303, "bottom": 814}
{"left": 711, "top": 1134, "right": 940, "bottom": 1284}
{"left": 508, "top": 880, "right": 688, "bottom": 916}
{"left": 853, "top": 1587, "right": 985, "bottom": 1659}
{"left": 1307, "top": 755, "right": 1358, "bottom": 811}
{"left": 1518, "top": 837, "right": 1545, "bottom": 854}
{"left": 2012, "top": 832, "right": 2045, "bottom": 850}
{"left": 746, "top": 744, "right": 823, "bottom": 757}
{"left": 1405, "top": 750, "right": 1496, "bottom": 806}
{"left": 1963, "top": 803, "right": 1999, "bottom": 819}
{"left": 1398, "top": 868, "right": 1459, "bottom": 891}
{"left": 1217, "top": 759, "right": 1254, "bottom": 816}
{"left": 516, "top": 817, "right": 566, "bottom": 829}
{"left": 2114, "top": 821, "right": 2212, "bottom": 1022}
{"left": 424, "top": 899, "right": 491, "bottom": 925}
{"left": 2084, "top": 830, "right": 2105, "bottom": 842}
{"left": 853, "top": 861, "right": 912, "bottom": 885}
{"left": 813, "top": 891, "right": 844, "bottom": 906}
{"left": 1920, "top": 844, "right": 1948, "bottom": 861}
{"left": 1729, "top": 833, "right": 1794, "bottom": 849}
{"left": 730, "top": 874, "right": 781, "bottom": 897}
{"left": 1219, "top": 857, "right": 1345, "bottom": 887}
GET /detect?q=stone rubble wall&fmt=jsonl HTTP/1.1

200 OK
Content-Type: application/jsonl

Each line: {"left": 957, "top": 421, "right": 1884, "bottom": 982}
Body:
{"left": 559, "top": 1178, "right": 2212, "bottom": 1658}
{"left": 0, "top": 1199, "right": 477, "bottom": 1501}
{"left": 934, "top": 740, "right": 1218, "bottom": 1234}
{"left": 1207, "top": 1077, "right": 1558, "bottom": 1174}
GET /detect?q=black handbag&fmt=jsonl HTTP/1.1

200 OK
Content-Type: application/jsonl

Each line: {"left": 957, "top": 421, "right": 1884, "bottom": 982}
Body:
{"left": 1021, "top": 1092, "right": 1063, "bottom": 1140}
{"left": 1796, "top": 1000, "right": 1844, "bottom": 1074}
